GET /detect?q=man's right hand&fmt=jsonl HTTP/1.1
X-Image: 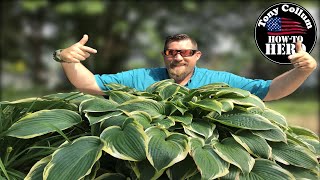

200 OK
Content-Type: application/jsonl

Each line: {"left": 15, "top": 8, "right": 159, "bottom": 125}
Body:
{"left": 60, "top": 34, "right": 98, "bottom": 63}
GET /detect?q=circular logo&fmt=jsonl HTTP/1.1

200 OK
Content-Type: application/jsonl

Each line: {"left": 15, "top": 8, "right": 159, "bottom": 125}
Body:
{"left": 255, "top": 2, "right": 317, "bottom": 64}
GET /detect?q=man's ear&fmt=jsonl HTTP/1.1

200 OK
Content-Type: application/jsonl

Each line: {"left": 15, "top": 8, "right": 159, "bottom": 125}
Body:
{"left": 195, "top": 51, "right": 202, "bottom": 60}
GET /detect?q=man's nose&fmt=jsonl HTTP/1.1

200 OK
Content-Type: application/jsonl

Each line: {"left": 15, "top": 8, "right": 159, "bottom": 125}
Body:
{"left": 173, "top": 53, "right": 183, "bottom": 61}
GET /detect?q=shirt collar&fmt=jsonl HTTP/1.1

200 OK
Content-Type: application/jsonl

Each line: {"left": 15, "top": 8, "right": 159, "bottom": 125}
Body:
{"left": 185, "top": 66, "right": 198, "bottom": 86}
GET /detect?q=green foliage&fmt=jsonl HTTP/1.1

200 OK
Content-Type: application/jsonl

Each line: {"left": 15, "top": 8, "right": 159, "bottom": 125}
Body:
{"left": 0, "top": 81, "right": 319, "bottom": 180}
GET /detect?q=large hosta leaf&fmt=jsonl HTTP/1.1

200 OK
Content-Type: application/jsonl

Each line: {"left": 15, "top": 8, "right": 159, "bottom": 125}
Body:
{"left": 25, "top": 156, "right": 51, "bottom": 180}
{"left": 214, "top": 87, "right": 250, "bottom": 98}
{"left": 118, "top": 99, "right": 165, "bottom": 118}
{"left": 151, "top": 117, "right": 175, "bottom": 129}
{"left": 105, "top": 90, "right": 139, "bottom": 104}
{"left": 86, "top": 111, "right": 123, "bottom": 125}
{"left": 206, "top": 112, "right": 276, "bottom": 130}
{"left": 100, "top": 114, "right": 128, "bottom": 129}
{"left": 100, "top": 119, "right": 147, "bottom": 161}
{"left": 2, "top": 97, "right": 78, "bottom": 111}
{"left": 44, "top": 136, "right": 103, "bottom": 180}
{"left": 232, "top": 130, "right": 272, "bottom": 159}
{"left": 146, "top": 127, "right": 189, "bottom": 172}
{"left": 239, "top": 159, "right": 295, "bottom": 180}
{"left": 188, "top": 99, "right": 222, "bottom": 114}
{"left": 261, "top": 108, "right": 288, "bottom": 128}
{"left": 282, "top": 165, "right": 319, "bottom": 180}
{"left": 127, "top": 111, "right": 152, "bottom": 130}
{"left": 6, "top": 109, "right": 81, "bottom": 139}
{"left": 289, "top": 126, "right": 319, "bottom": 140}
{"left": 213, "top": 137, "right": 255, "bottom": 174}
{"left": 251, "top": 127, "right": 287, "bottom": 142}
{"left": 95, "top": 173, "right": 126, "bottom": 180}
{"left": 159, "top": 84, "right": 181, "bottom": 100}
{"left": 130, "top": 159, "right": 165, "bottom": 180}
{"left": 269, "top": 141, "right": 318, "bottom": 169}
{"left": 286, "top": 133, "right": 318, "bottom": 154}
{"left": 79, "top": 98, "right": 118, "bottom": 113}
{"left": 219, "top": 99, "right": 234, "bottom": 112}
{"left": 146, "top": 79, "right": 175, "bottom": 93}
{"left": 43, "top": 92, "right": 96, "bottom": 105}
{"left": 189, "top": 138, "right": 229, "bottom": 179}
{"left": 167, "top": 112, "right": 193, "bottom": 125}
{"left": 183, "top": 119, "right": 216, "bottom": 139}
{"left": 227, "top": 94, "right": 265, "bottom": 110}
{"left": 166, "top": 155, "right": 198, "bottom": 180}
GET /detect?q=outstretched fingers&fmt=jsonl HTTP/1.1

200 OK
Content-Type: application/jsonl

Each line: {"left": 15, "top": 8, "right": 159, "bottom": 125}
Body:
{"left": 80, "top": 46, "right": 97, "bottom": 54}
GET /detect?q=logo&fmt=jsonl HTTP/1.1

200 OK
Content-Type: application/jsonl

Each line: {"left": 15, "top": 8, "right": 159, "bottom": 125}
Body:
{"left": 255, "top": 2, "right": 317, "bottom": 64}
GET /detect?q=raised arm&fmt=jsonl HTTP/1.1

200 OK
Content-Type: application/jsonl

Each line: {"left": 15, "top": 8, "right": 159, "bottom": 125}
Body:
{"left": 263, "top": 41, "right": 317, "bottom": 101}
{"left": 58, "top": 34, "right": 104, "bottom": 95}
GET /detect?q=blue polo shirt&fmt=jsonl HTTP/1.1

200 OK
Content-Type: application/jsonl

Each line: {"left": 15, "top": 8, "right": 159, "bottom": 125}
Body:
{"left": 94, "top": 67, "right": 272, "bottom": 99}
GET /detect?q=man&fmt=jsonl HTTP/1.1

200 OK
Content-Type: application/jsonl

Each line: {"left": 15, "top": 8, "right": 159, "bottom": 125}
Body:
{"left": 54, "top": 34, "right": 317, "bottom": 101}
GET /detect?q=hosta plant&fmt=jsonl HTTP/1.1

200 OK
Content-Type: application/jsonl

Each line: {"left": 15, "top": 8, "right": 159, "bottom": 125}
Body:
{"left": 0, "top": 79, "right": 319, "bottom": 180}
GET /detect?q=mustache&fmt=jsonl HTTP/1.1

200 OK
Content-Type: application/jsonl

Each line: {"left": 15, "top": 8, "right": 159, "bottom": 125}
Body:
{"left": 170, "top": 62, "right": 186, "bottom": 67}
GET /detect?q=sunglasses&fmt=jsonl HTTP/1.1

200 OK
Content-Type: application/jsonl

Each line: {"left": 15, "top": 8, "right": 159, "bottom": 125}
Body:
{"left": 163, "top": 49, "right": 198, "bottom": 57}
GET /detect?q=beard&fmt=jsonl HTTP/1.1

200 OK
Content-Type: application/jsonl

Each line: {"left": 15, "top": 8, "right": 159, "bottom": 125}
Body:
{"left": 167, "top": 63, "right": 193, "bottom": 82}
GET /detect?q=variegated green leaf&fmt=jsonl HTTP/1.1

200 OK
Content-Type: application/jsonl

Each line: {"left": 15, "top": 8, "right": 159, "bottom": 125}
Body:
{"left": 197, "top": 83, "right": 229, "bottom": 90}
{"left": 183, "top": 119, "right": 216, "bottom": 139}
{"left": 299, "top": 136, "right": 320, "bottom": 155}
{"left": 79, "top": 98, "right": 118, "bottom": 113}
{"left": 219, "top": 99, "right": 234, "bottom": 112}
{"left": 25, "top": 156, "right": 51, "bottom": 180}
{"left": 43, "top": 92, "right": 96, "bottom": 105}
{"left": 232, "top": 131, "right": 272, "bottom": 159}
{"left": 103, "top": 83, "right": 136, "bottom": 92}
{"left": 95, "top": 173, "right": 126, "bottom": 180}
{"left": 188, "top": 99, "right": 222, "bottom": 114}
{"left": 252, "top": 127, "right": 287, "bottom": 142}
{"left": 159, "top": 84, "right": 181, "bottom": 100}
{"left": 100, "top": 114, "right": 128, "bottom": 129}
{"left": 146, "top": 127, "right": 189, "bottom": 172}
{"left": 6, "top": 109, "right": 81, "bottom": 139}
{"left": 2, "top": 97, "right": 78, "bottom": 111}
{"left": 146, "top": 79, "right": 175, "bottom": 93}
{"left": 130, "top": 159, "right": 165, "bottom": 180}
{"left": 228, "top": 94, "right": 265, "bottom": 110}
{"left": 100, "top": 119, "right": 147, "bottom": 161}
{"left": 282, "top": 165, "right": 319, "bottom": 180}
{"left": 85, "top": 111, "right": 123, "bottom": 125}
{"left": 167, "top": 112, "right": 193, "bottom": 125}
{"left": 118, "top": 99, "right": 165, "bottom": 118}
{"left": 166, "top": 155, "right": 198, "bottom": 180}
{"left": 213, "top": 137, "right": 255, "bottom": 174}
{"left": 269, "top": 141, "right": 318, "bottom": 169}
{"left": 206, "top": 112, "right": 276, "bottom": 130}
{"left": 165, "top": 101, "right": 188, "bottom": 115}
{"left": 44, "top": 136, "right": 103, "bottom": 180}
{"left": 189, "top": 138, "right": 229, "bottom": 179}
{"left": 261, "top": 108, "right": 288, "bottom": 128}
{"left": 152, "top": 117, "right": 175, "bottom": 129}
{"left": 127, "top": 111, "right": 152, "bottom": 130}
{"left": 220, "top": 165, "right": 241, "bottom": 180}
{"left": 239, "top": 159, "right": 295, "bottom": 180}
{"left": 289, "top": 126, "right": 319, "bottom": 140}
{"left": 105, "top": 90, "right": 139, "bottom": 104}
{"left": 286, "top": 133, "right": 318, "bottom": 154}
{"left": 214, "top": 88, "right": 250, "bottom": 98}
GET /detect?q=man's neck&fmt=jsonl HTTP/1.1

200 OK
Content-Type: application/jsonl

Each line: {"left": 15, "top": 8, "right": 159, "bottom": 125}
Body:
{"left": 174, "top": 71, "right": 194, "bottom": 86}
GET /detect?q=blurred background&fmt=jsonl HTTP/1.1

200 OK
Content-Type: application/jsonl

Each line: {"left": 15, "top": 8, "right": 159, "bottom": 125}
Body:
{"left": 1, "top": 0, "right": 319, "bottom": 133}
